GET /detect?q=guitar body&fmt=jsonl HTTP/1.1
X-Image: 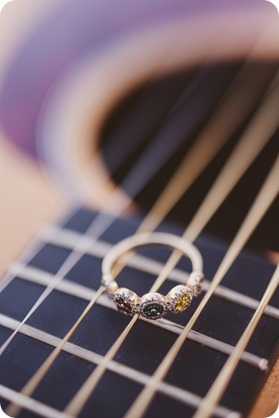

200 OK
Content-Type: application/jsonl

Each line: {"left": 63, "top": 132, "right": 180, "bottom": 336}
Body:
{"left": 0, "top": 1, "right": 278, "bottom": 417}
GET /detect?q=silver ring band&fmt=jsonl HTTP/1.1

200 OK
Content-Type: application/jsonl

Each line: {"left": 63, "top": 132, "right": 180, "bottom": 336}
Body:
{"left": 102, "top": 232, "right": 204, "bottom": 320}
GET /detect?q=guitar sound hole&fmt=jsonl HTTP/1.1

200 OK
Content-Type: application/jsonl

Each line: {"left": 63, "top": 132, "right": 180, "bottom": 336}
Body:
{"left": 98, "top": 60, "right": 279, "bottom": 254}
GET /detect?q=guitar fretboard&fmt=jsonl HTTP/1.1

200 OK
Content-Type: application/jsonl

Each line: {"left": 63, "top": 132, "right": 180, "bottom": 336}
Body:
{"left": 0, "top": 207, "right": 278, "bottom": 418}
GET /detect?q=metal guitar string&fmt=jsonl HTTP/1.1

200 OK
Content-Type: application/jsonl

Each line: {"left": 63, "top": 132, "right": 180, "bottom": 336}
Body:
{"left": 62, "top": 81, "right": 279, "bottom": 418}
{"left": 5, "top": 60, "right": 270, "bottom": 418}
{"left": 0, "top": 2, "right": 228, "bottom": 341}
{"left": 84, "top": 56, "right": 212, "bottom": 203}
{"left": 0, "top": 22, "right": 220, "bottom": 299}
{"left": 193, "top": 263, "right": 279, "bottom": 418}
{"left": 0, "top": 58, "right": 209, "bottom": 298}
{"left": 0, "top": 12, "right": 241, "bottom": 361}
{"left": 2, "top": 27, "right": 279, "bottom": 418}
{"left": 0, "top": 61, "right": 214, "bottom": 358}
{"left": 1, "top": 53, "right": 238, "bottom": 418}
{"left": 5, "top": 60, "right": 278, "bottom": 415}
{"left": 123, "top": 155, "right": 279, "bottom": 418}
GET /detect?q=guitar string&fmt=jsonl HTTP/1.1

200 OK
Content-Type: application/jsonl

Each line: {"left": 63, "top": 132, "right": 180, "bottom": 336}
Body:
{"left": 0, "top": 61, "right": 217, "bottom": 358}
{"left": 0, "top": 18, "right": 278, "bottom": 418}
{"left": 0, "top": 65, "right": 209, "bottom": 297}
{"left": 123, "top": 158, "right": 279, "bottom": 418}
{"left": 0, "top": 373, "right": 238, "bottom": 418}
{"left": 140, "top": 73, "right": 279, "bottom": 274}
{"left": 193, "top": 263, "right": 279, "bottom": 418}
{"left": 100, "top": 67, "right": 212, "bottom": 175}
{"left": 2, "top": 234, "right": 278, "bottom": 418}
{"left": 135, "top": 70, "right": 279, "bottom": 234}
{"left": 84, "top": 63, "right": 211, "bottom": 203}
{"left": 0, "top": 12, "right": 228, "bottom": 305}
{"left": 0, "top": 385, "right": 70, "bottom": 418}
{"left": 4, "top": 63, "right": 267, "bottom": 418}
{"left": 0, "top": 1, "right": 270, "bottom": 356}
{"left": 0, "top": 49, "right": 210, "bottom": 298}
{"left": 2, "top": 26, "right": 278, "bottom": 414}
{"left": 0, "top": 285, "right": 271, "bottom": 369}
{"left": 2, "top": 66, "right": 205, "bottom": 397}
{"left": 99, "top": 0, "right": 242, "bottom": 180}
{"left": 12, "top": 247, "right": 279, "bottom": 321}
{"left": 62, "top": 81, "right": 279, "bottom": 418}
{"left": 7, "top": 66, "right": 279, "bottom": 418}
{"left": 0, "top": 207, "right": 82, "bottom": 295}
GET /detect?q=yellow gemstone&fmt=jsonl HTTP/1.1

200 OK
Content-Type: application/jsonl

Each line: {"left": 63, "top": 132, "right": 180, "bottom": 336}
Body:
{"left": 175, "top": 294, "right": 191, "bottom": 312}
{"left": 175, "top": 301, "right": 183, "bottom": 311}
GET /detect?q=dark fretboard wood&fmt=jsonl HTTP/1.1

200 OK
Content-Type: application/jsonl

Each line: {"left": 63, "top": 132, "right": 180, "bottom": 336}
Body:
{"left": 0, "top": 207, "right": 278, "bottom": 418}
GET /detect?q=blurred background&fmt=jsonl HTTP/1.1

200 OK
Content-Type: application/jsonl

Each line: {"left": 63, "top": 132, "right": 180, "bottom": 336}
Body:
{"left": 0, "top": 0, "right": 66, "bottom": 275}
{"left": 0, "top": 0, "right": 278, "bottom": 277}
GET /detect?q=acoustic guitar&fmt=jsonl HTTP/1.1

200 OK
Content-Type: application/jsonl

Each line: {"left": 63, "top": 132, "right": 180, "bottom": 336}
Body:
{"left": 0, "top": 1, "right": 278, "bottom": 418}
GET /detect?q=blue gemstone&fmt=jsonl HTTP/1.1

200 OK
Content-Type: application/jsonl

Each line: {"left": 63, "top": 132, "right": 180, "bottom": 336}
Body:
{"left": 143, "top": 303, "right": 164, "bottom": 318}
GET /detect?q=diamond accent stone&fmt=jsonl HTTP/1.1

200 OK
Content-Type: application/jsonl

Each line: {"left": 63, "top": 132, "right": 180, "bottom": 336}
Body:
{"left": 187, "top": 271, "right": 204, "bottom": 296}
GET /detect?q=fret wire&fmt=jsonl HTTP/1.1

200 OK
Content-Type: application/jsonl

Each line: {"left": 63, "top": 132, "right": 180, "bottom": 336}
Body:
{"left": 0, "top": 385, "right": 238, "bottom": 418}
{"left": 36, "top": 228, "right": 279, "bottom": 319}
{"left": 31, "top": 227, "right": 190, "bottom": 283}
{"left": 0, "top": 94, "right": 180, "bottom": 354}
{"left": 62, "top": 82, "right": 279, "bottom": 417}
{"left": 9, "top": 285, "right": 105, "bottom": 418}
{"left": 0, "top": 206, "right": 81, "bottom": 295}
{"left": 3, "top": 59, "right": 278, "bottom": 418}
{"left": 1, "top": 260, "right": 271, "bottom": 369}
{"left": 193, "top": 264, "right": 279, "bottom": 418}
{"left": 11, "top": 250, "right": 279, "bottom": 322}
{"left": 6, "top": 84, "right": 279, "bottom": 418}
{"left": 105, "top": 66, "right": 277, "bottom": 281}
{"left": 0, "top": 82, "right": 223, "bottom": 416}
{"left": 143, "top": 77, "right": 279, "bottom": 297}
{"left": 4, "top": 62, "right": 261, "bottom": 418}
{"left": 123, "top": 155, "right": 279, "bottom": 418}
{"left": 82, "top": 61, "right": 220, "bottom": 229}
{"left": 0, "top": 206, "right": 92, "bottom": 353}
{"left": 0, "top": 385, "right": 70, "bottom": 418}
{"left": 0, "top": 246, "right": 106, "bottom": 359}
{"left": 0, "top": 241, "right": 47, "bottom": 295}
{"left": 0, "top": 315, "right": 241, "bottom": 418}
{"left": 0, "top": 18, "right": 278, "bottom": 418}
{"left": 0, "top": 53, "right": 219, "bottom": 361}
{"left": 16, "top": 77, "right": 279, "bottom": 418}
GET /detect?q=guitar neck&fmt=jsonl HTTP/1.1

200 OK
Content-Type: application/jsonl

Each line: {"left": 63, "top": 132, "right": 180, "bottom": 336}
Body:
{"left": 0, "top": 206, "right": 278, "bottom": 418}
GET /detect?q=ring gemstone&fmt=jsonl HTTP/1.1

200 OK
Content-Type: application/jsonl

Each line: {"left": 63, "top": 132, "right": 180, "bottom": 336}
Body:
{"left": 114, "top": 288, "right": 139, "bottom": 316}
{"left": 175, "top": 293, "right": 191, "bottom": 312}
{"left": 143, "top": 303, "right": 164, "bottom": 319}
{"left": 115, "top": 296, "right": 134, "bottom": 315}
{"left": 141, "top": 293, "right": 167, "bottom": 320}
{"left": 102, "top": 232, "right": 204, "bottom": 320}
{"left": 167, "top": 285, "right": 193, "bottom": 314}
